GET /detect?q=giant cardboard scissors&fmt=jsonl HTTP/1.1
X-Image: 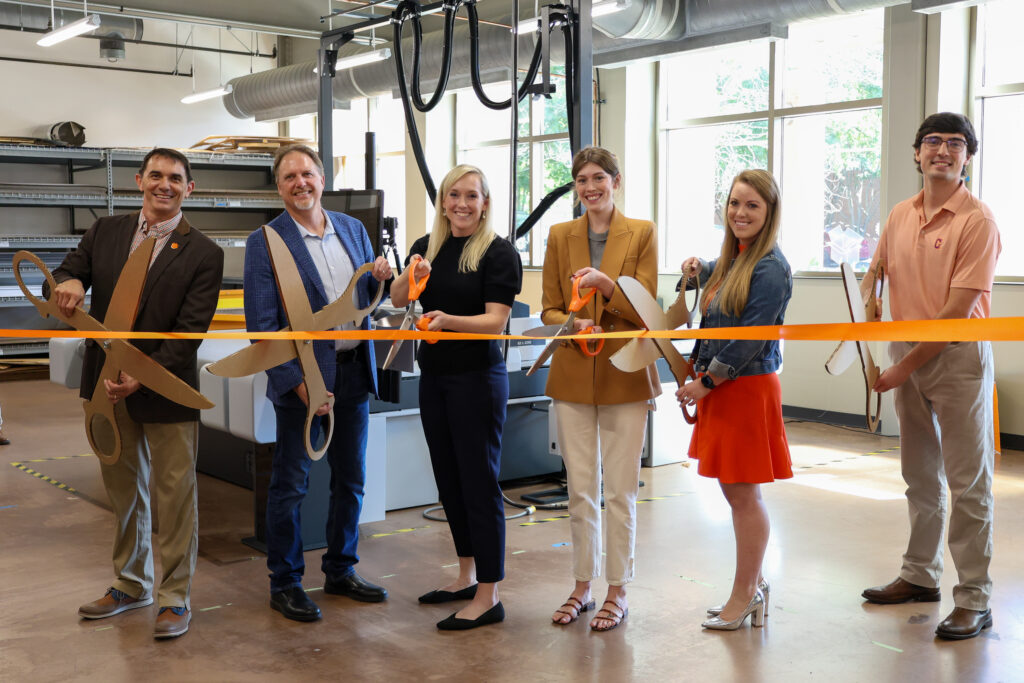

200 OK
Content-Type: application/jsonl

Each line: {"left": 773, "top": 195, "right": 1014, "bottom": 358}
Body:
{"left": 825, "top": 260, "right": 885, "bottom": 432}
{"left": 206, "top": 226, "right": 384, "bottom": 460}
{"left": 522, "top": 276, "right": 605, "bottom": 376}
{"left": 13, "top": 240, "right": 214, "bottom": 465}
{"left": 610, "top": 275, "right": 699, "bottom": 424}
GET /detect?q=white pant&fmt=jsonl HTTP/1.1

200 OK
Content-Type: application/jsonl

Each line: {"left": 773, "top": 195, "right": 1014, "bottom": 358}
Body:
{"left": 891, "top": 340, "right": 995, "bottom": 610}
{"left": 553, "top": 400, "right": 650, "bottom": 585}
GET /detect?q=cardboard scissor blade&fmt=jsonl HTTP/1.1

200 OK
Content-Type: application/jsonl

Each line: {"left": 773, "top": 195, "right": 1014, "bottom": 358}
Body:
{"left": 825, "top": 340, "right": 859, "bottom": 376}
{"left": 103, "top": 238, "right": 155, "bottom": 331}
{"left": 610, "top": 338, "right": 661, "bottom": 373}
{"left": 112, "top": 340, "right": 214, "bottom": 409}
{"left": 206, "top": 339, "right": 297, "bottom": 378}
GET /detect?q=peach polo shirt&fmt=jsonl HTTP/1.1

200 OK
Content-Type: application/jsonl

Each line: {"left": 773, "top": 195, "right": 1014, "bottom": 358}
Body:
{"left": 872, "top": 182, "right": 1000, "bottom": 321}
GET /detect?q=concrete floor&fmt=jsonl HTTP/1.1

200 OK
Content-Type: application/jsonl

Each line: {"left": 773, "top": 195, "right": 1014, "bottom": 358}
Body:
{"left": 1, "top": 379, "right": 1021, "bottom": 682}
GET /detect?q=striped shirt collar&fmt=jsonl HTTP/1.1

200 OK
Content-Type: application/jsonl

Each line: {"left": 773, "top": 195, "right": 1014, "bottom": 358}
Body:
{"left": 137, "top": 211, "right": 183, "bottom": 239}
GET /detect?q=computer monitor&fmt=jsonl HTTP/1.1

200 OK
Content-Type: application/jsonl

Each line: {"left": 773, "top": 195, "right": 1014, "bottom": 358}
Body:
{"left": 321, "top": 189, "right": 384, "bottom": 254}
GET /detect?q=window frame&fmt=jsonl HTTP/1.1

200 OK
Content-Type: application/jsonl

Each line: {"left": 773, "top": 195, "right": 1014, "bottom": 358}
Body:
{"left": 656, "top": 27, "right": 884, "bottom": 275}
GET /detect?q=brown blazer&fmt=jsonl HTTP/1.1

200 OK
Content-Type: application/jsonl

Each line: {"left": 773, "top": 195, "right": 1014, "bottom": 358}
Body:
{"left": 540, "top": 208, "right": 661, "bottom": 405}
{"left": 53, "top": 212, "right": 224, "bottom": 423}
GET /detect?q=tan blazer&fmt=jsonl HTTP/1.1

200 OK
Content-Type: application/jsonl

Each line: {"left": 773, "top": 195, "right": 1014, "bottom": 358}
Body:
{"left": 540, "top": 208, "right": 661, "bottom": 405}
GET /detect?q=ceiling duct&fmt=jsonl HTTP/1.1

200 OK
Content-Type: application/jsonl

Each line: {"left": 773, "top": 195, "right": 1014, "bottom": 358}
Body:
{"left": 225, "top": 0, "right": 907, "bottom": 121}
{"left": 0, "top": 1, "right": 143, "bottom": 60}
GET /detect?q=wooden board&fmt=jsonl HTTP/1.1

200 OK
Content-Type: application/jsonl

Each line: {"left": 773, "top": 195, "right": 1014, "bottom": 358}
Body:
{"left": 187, "top": 135, "right": 316, "bottom": 154}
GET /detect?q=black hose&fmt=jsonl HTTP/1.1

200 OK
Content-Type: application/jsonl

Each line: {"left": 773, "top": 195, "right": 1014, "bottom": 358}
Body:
{"left": 408, "top": 2, "right": 458, "bottom": 112}
{"left": 392, "top": 0, "right": 438, "bottom": 203}
{"left": 515, "top": 181, "right": 574, "bottom": 240}
{"left": 561, "top": 17, "right": 577, "bottom": 156}
{"left": 467, "top": 1, "right": 544, "bottom": 111}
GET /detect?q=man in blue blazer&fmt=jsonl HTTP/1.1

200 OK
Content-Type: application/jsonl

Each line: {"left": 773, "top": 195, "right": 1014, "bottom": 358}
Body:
{"left": 244, "top": 144, "right": 392, "bottom": 622}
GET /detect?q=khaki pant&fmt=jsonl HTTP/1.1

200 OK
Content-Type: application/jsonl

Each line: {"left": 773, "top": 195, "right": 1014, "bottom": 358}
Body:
{"left": 101, "top": 400, "right": 198, "bottom": 609}
{"left": 553, "top": 400, "right": 649, "bottom": 585}
{"left": 891, "top": 340, "right": 995, "bottom": 610}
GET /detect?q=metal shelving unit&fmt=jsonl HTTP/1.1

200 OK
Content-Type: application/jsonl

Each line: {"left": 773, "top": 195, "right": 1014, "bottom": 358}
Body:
{"left": 0, "top": 142, "right": 276, "bottom": 356}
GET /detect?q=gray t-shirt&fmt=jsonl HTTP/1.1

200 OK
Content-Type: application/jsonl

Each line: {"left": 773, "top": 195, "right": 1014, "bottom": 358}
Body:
{"left": 588, "top": 227, "right": 608, "bottom": 269}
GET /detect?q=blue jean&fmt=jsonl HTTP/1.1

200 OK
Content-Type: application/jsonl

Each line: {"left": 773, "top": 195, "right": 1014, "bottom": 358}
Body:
{"left": 266, "top": 355, "right": 370, "bottom": 594}
{"left": 419, "top": 363, "right": 508, "bottom": 583}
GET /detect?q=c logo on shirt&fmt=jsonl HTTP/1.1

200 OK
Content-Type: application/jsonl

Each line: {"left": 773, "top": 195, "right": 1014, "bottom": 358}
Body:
{"left": 934, "top": 238, "right": 943, "bottom": 249}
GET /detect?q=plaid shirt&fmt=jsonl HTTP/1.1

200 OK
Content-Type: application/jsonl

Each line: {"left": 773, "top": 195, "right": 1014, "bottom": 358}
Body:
{"left": 130, "top": 211, "right": 183, "bottom": 265}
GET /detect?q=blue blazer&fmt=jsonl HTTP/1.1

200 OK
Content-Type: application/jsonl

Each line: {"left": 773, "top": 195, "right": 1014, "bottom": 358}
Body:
{"left": 243, "top": 209, "right": 380, "bottom": 408}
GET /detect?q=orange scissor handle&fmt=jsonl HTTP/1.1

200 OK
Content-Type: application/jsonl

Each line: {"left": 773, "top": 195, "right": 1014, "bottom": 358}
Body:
{"left": 415, "top": 315, "right": 438, "bottom": 344}
{"left": 407, "top": 257, "right": 430, "bottom": 300}
{"left": 569, "top": 276, "right": 596, "bottom": 313}
{"left": 576, "top": 326, "right": 605, "bottom": 357}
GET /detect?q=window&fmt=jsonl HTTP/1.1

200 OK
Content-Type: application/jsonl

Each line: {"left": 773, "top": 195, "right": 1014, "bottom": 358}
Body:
{"left": 455, "top": 73, "right": 573, "bottom": 267}
{"left": 974, "top": 0, "right": 1024, "bottom": 278}
{"left": 658, "top": 10, "right": 883, "bottom": 273}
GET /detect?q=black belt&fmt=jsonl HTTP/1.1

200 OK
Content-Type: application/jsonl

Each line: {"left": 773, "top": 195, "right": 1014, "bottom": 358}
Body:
{"left": 336, "top": 347, "right": 361, "bottom": 364}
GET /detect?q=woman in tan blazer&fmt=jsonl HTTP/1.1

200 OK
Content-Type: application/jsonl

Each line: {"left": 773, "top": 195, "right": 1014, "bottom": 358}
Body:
{"left": 543, "top": 147, "right": 660, "bottom": 631}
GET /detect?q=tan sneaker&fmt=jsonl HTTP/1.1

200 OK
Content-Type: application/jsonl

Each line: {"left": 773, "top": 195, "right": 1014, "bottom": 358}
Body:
{"left": 78, "top": 587, "right": 153, "bottom": 619}
{"left": 153, "top": 607, "right": 191, "bottom": 639}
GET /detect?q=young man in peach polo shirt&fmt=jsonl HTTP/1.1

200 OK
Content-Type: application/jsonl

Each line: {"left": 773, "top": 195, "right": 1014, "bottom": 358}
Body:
{"left": 860, "top": 113, "right": 1001, "bottom": 640}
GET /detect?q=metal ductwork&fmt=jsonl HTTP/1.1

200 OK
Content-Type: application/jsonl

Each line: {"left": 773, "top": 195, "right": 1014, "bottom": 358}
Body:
{"left": 0, "top": 1, "right": 143, "bottom": 60}
{"left": 225, "top": 0, "right": 908, "bottom": 121}
{"left": 224, "top": 21, "right": 555, "bottom": 122}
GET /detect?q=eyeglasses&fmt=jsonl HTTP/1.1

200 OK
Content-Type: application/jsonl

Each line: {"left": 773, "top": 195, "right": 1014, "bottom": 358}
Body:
{"left": 921, "top": 136, "right": 968, "bottom": 153}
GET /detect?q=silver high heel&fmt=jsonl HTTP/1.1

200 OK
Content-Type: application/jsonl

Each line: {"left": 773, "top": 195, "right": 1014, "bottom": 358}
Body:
{"left": 702, "top": 590, "right": 765, "bottom": 631}
{"left": 707, "top": 579, "right": 769, "bottom": 617}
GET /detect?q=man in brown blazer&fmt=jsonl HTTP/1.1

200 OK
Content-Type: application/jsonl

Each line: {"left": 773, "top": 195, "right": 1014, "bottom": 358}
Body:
{"left": 52, "top": 148, "right": 224, "bottom": 639}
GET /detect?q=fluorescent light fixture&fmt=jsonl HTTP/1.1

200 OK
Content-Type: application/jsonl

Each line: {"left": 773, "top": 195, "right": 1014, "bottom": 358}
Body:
{"left": 592, "top": 0, "right": 628, "bottom": 18}
{"left": 36, "top": 13, "right": 100, "bottom": 46}
{"left": 181, "top": 83, "right": 233, "bottom": 104}
{"left": 335, "top": 48, "right": 392, "bottom": 71}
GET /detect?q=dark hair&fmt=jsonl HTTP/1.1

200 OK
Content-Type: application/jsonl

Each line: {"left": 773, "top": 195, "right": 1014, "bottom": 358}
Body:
{"left": 139, "top": 148, "right": 193, "bottom": 183}
{"left": 273, "top": 144, "right": 324, "bottom": 182}
{"left": 912, "top": 112, "right": 978, "bottom": 177}
{"left": 571, "top": 146, "right": 620, "bottom": 181}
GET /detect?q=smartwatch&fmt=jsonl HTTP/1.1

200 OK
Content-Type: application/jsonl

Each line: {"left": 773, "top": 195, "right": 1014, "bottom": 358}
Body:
{"left": 700, "top": 374, "right": 716, "bottom": 390}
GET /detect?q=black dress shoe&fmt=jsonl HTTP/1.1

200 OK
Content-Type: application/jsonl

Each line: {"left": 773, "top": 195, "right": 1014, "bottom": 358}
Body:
{"left": 862, "top": 577, "right": 941, "bottom": 604}
{"left": 935, "top": 607, "right": 993, "bottom": 640}
{"left": 270, "top": 586, "right": 321, "bottom": 622}
{"left": 436, "top": 602, "right": 505, "bottom": 631}
{"left": 418, "top": 585, "right": 478, "bottom": 604}
{"left": 324, "top": 571, "right": 388, "bottom": 603}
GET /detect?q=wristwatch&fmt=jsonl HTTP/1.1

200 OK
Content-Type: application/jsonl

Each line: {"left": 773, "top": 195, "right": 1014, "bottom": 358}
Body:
{"left": 700, "top": 374, "right": 716, "bottom": 390}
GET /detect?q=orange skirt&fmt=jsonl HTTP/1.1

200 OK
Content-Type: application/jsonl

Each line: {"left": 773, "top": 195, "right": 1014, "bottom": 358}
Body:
{"left": 688, "top": 372, "right": 792, "bottom": 484}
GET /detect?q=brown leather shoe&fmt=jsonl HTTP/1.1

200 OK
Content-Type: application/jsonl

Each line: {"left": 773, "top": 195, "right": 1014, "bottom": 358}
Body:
{"left": 154, "top": 607, "right": 191, "bottom": 639}
{"left": 935, "top": 607, "right": 992, "bottom": 640}
{"left": 862, "top": 577, "right": 940, "bottom": 604}
{"left": 78, "top": 587, "right": 153, "bottom": 619}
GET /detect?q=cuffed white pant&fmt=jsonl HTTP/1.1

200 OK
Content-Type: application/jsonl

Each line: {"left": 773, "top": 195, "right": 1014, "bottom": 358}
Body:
{"left": 553, "top": 400, "right": 650, "bottom": 586}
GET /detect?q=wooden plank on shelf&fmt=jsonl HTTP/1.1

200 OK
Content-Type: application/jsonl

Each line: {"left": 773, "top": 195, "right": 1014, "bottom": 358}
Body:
{"left": 186, "top": 135, "right": 316, "bottom": 154}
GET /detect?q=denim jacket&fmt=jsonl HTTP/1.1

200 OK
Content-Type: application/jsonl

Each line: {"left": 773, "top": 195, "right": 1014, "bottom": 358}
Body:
{"left": 690, "top": 245, "right": 792, "bottom": 380}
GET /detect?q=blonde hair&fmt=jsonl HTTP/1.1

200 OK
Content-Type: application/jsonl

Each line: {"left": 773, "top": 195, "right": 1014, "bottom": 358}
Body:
{"left": 426, "top": 165, "right": 495, "bottom": 273}
{"left": 700, "top": 169, "right": 782, "bottom": 317}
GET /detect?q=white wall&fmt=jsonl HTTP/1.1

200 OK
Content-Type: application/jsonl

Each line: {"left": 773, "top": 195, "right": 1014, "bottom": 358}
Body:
{"left": 0, "top": 22, "right": 277, "bottom": 147}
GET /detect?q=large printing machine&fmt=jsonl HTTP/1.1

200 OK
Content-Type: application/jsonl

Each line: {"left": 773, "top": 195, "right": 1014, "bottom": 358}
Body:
{"left": 50, "top": 321, "right": 693, "bottom": 551}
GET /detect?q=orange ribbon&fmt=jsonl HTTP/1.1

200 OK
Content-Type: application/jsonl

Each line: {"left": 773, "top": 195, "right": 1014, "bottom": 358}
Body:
{"left": 5, "top": 316, "right": 1024, "bottom": 343}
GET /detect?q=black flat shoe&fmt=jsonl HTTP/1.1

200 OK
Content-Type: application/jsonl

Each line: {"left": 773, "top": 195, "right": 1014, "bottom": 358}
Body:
{"left": 436, "top": 602, "right": 505, "bottom": 631}
{"left": 270, "top": 586, "right": 321, "bottom": 622}
{"left": 418, "top": 584, "right": 478, "bottom": 604}
{"left": 324, "top": 571, "right": 388, "bottom": 603}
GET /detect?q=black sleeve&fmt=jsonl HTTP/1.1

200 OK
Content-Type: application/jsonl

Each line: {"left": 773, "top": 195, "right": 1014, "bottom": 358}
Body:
{"left": 482, "top": 237, "right": 522, "bottom": 307}
{"left": 406, "top": 235, "right": 430, "bottom": 265}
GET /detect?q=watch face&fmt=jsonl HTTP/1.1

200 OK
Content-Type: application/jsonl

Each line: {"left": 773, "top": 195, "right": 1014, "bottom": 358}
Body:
{"left": 701, "top": 374, "right": 715, "bottom": 389}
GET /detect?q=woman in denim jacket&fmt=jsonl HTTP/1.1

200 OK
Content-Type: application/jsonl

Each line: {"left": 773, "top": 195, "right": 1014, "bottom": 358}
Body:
{"left": 676, "top": 169, "right": 793, "bottom": 631}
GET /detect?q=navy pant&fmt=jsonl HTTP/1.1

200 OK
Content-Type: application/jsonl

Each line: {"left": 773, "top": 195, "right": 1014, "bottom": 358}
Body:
{"left": 419, "top": 363, "right": 508, "bottom": 583}
{"left": 266, "top": 355, "right": 370, "bottom": 594}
